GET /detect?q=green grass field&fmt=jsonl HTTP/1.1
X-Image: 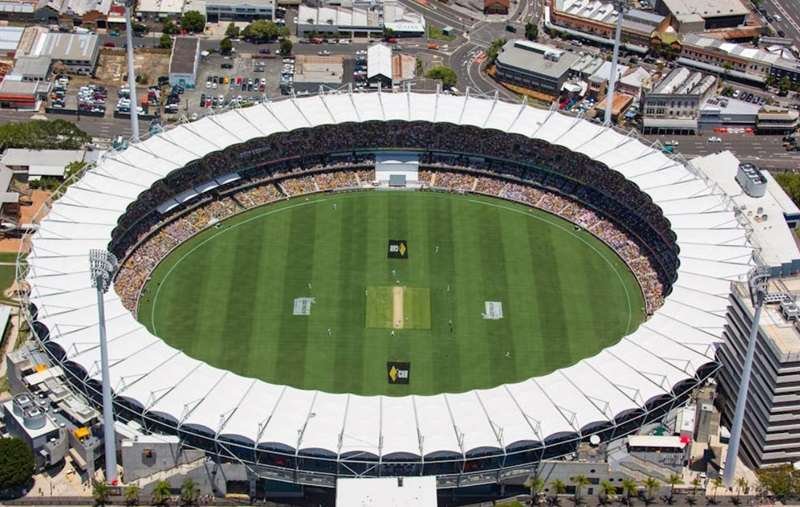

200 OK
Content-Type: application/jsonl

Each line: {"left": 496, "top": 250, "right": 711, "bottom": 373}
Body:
{"left": 138, "top": 191, "right": 644, "bottom": 396}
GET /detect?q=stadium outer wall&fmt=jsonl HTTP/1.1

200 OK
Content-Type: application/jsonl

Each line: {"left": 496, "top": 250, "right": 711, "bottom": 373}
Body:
{"left": 18, "top": 90, "right": 751, "bottom": 492}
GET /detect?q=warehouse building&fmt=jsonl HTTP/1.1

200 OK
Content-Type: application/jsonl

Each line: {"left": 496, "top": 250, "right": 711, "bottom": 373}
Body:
{"left": 654, "top": 0, "right": 749, "bottom": 33}
{"left": 168, "top": 36, "right": 200, "bottom": 88}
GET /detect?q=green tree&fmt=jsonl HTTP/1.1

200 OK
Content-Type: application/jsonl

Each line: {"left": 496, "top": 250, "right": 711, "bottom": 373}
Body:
{"left": 780, "top": 76, "right": 791, "bottom": 95}
{"left": 242, "top": 19, "right": 286, "bottom": 42}
{"left": 64, "top": 160, "right": 87, "bottom": 181}
{"left": 524, "top": 475, "right": 545, "bottom": 504}
{"left": 279, "top": 37, "right": 293, "bottom": 56}
{"left": 600, "top": 479, "right": 617, "bottom": 504}
{"left": 0, "top": 438, "right": 34, "bottom": 492}
{"left": 756, "top": 464, "right": 798, "bottom": 501}
{"left": 571, "top": 474, "right": 591, "bottom": 504}
{"left": 643, "top": 477, "right": 659, "bottom": 502}
{"left": 549, "top": 478, "right": 567, "bottom": 505}
{"left": 736, "top": 477, "right": 748, "bottom": 499}
{"left": 159, "top": 33, "right": 173, "bottom": 49}
{"left": 622, "top": 478, "right": 638, "bottom": 505}
{"left": 162, "top": 19, "right": 179, "bottom": 35}
{"left": 690, "top": 476, "right": 701, "bottom": 497}
{"left": 219, "top": 37, "right": 233, "bottom": 55}
{"left": 225, "top": 22, "right": 240, "bottom": 38}
{"left": 0, "top": 120, "right": 90, "bottom": 150}
{"left": 666, "top": 473, "right": 682, "bottom": 503}
{"left": 179, "top": 478, "right": 199, "bottom": 506}
{"left": 485, "top": 37, "right": 506, "bottom": 62}
{"left": 180, "top": 10, "right": 206, "bottom": 33}
{"left": 776, "top": 172, "right": 800, "bottom": 205}
{"left": 525, "top": 21, "right": 538, "bottom": 41}
{"left": 151, "top": 479, "right": 172, "bottom": 506}
{"left": 132, "top": 22, "right": 148, "bottom": 35}
{"left": 92, "top": 480, "right": 111, "bottom": 506}
{"left": 425, "top": 65, "right": 457, "bottom": 89}
{"left": 711, "top": 476, "right": 723, "bottom": 503}
{"left": 124, "top": 483, "right": 141, "bottom": 506}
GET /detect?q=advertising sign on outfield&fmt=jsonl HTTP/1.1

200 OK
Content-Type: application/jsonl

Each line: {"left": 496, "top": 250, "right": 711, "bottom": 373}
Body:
{"left": 387, "top": 240, "right": 408, "bottom": 259}
{"left": 387, "top": 361, "right": 411, "bottom": 384}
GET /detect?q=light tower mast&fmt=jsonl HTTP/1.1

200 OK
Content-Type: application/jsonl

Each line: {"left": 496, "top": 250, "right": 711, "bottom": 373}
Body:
{"left": 124, "top": 0, "right": 139, "bottom": 141}
{"left": 604, "top": 0, "right": 627, "bottom": 126}
{"left": 89, "top": 249, "right": 120, "bottom": 484}
{"left": 722, "top": 267, "right": 770, "bottom": 487}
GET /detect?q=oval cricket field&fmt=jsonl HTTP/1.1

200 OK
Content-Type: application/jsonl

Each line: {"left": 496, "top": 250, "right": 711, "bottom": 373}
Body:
{"left": 137, "top": 191, "right": 645, "bottom": 396}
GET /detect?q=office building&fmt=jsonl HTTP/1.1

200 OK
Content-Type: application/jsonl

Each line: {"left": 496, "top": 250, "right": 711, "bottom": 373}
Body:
{"left": 717, "top": 276, "right": 800, "bottom": 467}
{"left": 204, "top": 0, "right": 274, "bottom": 22}
{"left": 642, "top": 66, "right": 717, "bottom": 134}
{"left": 494, "top": 40, "right": 578, "bottom": 98}
{"left": 549, "top": 0, "right": 667, "bottom": 52}
{"left": 678, "top": 34, "right": 797, "bottom": 85}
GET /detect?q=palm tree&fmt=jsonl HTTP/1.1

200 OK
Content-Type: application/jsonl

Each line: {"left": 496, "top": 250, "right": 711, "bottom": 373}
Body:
{"left": 710, "top": 476, "right": 723, "bottom": 504}
{"left": 571, "top": 475, "right": 591, "bottom": 505}
{"left": 690, "top": 477, "right": 701, "bottom": 496}
{"left": 642, "top": 477, "right": 659, "bottom": 504}
{"left": 524, "top": 476, "right": 545, "bottom": 505}
{"left": 92, "top": 480, "right": 110, "bottom": 507}
{"left": 179, "top": 478, "right": 200, "bottom": 506}
{"left": 622, "top": 478, "right": 638, "bottom": 505}
{"left": 736, "top": 477, "right": 748, "bottom": 498}
{"left": 151, "top": 479, "right": 172, "bottom": 506}
{"left": 549, "top": 479, "right": 567, "bottom": 505}
{"left": 123, "top": 484, "right": 141, "bottom": 506}
{"left": 600, "top": 480, "right": 617, "bottom": 504}
{"left": 666, "top": 473, "right": 683, "bottom": 503}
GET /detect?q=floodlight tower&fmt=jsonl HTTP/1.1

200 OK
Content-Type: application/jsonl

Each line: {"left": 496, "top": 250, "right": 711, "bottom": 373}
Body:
{"left": 722, "top": 266, "right": 770, "bottom": 487}
{"left": 124, "top": 0, "right": 140, "bottom": 141}
{"left": 604, "top": 0, "right": 627, "bottom": 126}
{"left": 90, "top": 249, "right": 120, "bottom": 484}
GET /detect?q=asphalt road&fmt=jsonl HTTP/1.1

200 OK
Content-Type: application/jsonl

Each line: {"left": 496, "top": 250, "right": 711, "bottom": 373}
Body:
{"left": 762, "top": 0, "right": 800, "bottom": 45}
{"left": 645, "top": 133, "right": 800, "bottom": 170}
{"left": 0, "top": 108, "right": 141, "bottom": 139}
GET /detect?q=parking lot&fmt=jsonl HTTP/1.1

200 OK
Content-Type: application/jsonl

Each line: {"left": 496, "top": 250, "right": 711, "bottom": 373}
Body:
{"left": 174, "top": 53, "right": 287, "bottom": 117}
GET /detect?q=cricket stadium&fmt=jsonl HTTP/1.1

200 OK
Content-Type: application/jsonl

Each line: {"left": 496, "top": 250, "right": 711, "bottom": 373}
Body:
{"left": 20, "top": 90, "right": 753, "bottom": 492}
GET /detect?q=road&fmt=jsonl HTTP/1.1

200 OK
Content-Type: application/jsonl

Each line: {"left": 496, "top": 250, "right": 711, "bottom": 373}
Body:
{"left": 762, "top": 0, "right": 800, "bottom": 45}
{"left": 0, "top": 108, "right": 141, "bottom": 139}
{"left": 645, "top": 134, "right": 800, "bottom": 170}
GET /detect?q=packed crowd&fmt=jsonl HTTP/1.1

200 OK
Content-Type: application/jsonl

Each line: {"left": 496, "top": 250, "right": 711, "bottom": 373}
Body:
{"left": 110, "top": 122, "right": 680, "bottom": 313}
{"left": 113, "top": 123, "right": 672, "bottom": 261}
{"left": 114, "top": 167, "right": 374, "bottom": 310}
{"left": 420, "top": 169, "right": 665, "bottom": 313}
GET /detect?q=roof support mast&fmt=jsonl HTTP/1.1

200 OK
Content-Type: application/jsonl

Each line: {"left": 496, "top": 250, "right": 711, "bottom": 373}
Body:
{"left": 604, "top": 0, "right": 626, "bottom": 126}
